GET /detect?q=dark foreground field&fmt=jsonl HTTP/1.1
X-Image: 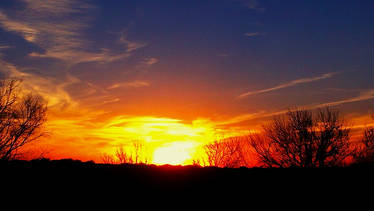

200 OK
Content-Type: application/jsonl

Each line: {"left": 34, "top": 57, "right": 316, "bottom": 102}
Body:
{"left": 1, "top": 159, "right": 373, "bottom": 201}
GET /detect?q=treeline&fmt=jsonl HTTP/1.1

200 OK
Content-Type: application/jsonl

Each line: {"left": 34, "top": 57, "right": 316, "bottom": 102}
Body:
{"left": 1, "top": 78, "right": 373, "bottom": 168}
{"left": 102, "top": 108, "right": 374, "bottom": 168}
{"left": 101, "top": 141, "right": 152, "bottom": 165}
{"left": 201, "top": 108, "right": 374, "bottom": 168}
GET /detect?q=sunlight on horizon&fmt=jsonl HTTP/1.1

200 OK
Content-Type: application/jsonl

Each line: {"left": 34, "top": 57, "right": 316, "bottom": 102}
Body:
{"left": 152, "top": 141, "right": 199, "bottom": 165}
{"left": 43, "top": 114, "right": 251, "bottom": 164}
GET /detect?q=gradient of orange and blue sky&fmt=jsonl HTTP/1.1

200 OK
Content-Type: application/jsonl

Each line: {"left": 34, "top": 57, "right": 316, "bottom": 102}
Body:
{"left": 0, "top": 0, "right": 373, "bottom": 162}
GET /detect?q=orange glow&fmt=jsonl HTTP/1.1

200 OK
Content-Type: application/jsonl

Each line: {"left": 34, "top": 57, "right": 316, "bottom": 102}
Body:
{"left": 39, "top": 112, "right": 251, "bottom": 164}
{"left": 42, "top": 114, "right": 250, "bottom": 163}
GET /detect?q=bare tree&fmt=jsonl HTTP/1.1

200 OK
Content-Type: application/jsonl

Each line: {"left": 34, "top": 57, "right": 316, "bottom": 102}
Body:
{"left": 353, "top": 115, "right": 374, "bottom": 164}
{"left": 248, "top": 133, "right": 283, "bottom": 167}
{"left": 0, "top": 79, "right": 47, "bottom": 160}
{"left": 315, "top": 108, "right": 351, "bottom": 167}
{"left": 249, "top": 108, "right": 351, "bottom": 168}
{"left": 18, "top": 145, "right": 52, "bottom": 160}
{"left": 132, "top": 140, "right": 146, "bottom": 164}
{"left": 203, "top": 137, "right": 246, "bottom": 168}
{"left": 102, "top": 140, "right": 150, "bottom": 165}
{"left": 115, "top": 146, "right": 134, "bottom": 164}
{"left": 101, "top": 153, "right": 116, "bottom": 164}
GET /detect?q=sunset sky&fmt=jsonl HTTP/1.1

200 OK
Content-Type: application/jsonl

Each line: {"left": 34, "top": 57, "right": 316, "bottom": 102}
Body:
{"left": 0, "top": 0, "right": 374, "bottom": 163}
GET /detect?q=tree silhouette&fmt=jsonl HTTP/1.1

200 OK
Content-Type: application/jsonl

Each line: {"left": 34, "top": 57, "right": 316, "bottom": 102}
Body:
{"left": 0, "top": 79, "right": 47, "bottom": 160}
{"left": 102, "top": 140, "right": 150, "bottom": 164}
{"left": 353, "top": 115, "right": 374, "bottom": 164}
{"left": 101, "top": 153, "right": 116, "bottom": 164}
{"left": 203, "top": 137, "right": 246, "bottom": 168}
{"left": 249, "top": 108, "right": 351, "bottom": 167}
{"left": 116, "top": 146, "right": 134, "bottom": 164}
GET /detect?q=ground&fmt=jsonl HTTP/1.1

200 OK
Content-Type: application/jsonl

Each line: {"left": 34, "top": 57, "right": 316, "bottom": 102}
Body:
{"left": 2, "top": 159, "right": 373, "bottom": 198}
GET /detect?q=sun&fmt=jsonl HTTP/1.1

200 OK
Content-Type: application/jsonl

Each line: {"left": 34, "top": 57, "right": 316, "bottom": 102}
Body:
{"left": 152, "top": 141, "right": 197, "bottom": 165}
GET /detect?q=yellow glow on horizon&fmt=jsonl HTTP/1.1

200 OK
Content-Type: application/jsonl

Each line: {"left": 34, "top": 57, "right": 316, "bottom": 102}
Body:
{"left": 43, "top": 114, "right": 251, "bottom": 164}
{"left": 100, "top": 116, "right": 222, "bottom": 145}
{"left": 152, "top": 141, "right": 198, "bottom": 165}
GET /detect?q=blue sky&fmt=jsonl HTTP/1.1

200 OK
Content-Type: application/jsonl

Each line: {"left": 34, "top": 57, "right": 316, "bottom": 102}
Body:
{"left": 0, "top": 0, "right": 374, "bottom": 159}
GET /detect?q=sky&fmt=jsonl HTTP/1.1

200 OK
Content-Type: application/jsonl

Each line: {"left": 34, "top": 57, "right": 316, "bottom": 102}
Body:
{"left": 0, "top": 0, "right": 374, "bottom": 163}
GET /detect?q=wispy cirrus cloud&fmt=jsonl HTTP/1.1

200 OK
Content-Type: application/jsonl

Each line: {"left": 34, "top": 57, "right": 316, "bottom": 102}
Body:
{"left": 0, "top": 56, "right": 120, "bottom": 112}
{"left": 225, "top": 88, "right": 374, "bottom": 125}
{"left": 118, "top": 31, "right": 147, "bottom": 53}
{"left": 22, "top": 0, "right": 94, "bottom": 15}
{"left": 244, "top": 32, "right": 264, "bottom": 37}
{"left": 216, "top": 111, "right": 267, "bottom": 125}
{"left": 107, "top": 80, "right": 150, "bottom": 90}
{"left": 0, "top": 11, "right": 38, "bottom": 42}
{"left": 235, "top": 0, "right": 265, "bottom": 12}
{"left": 136, "top": 57, "right": 158, "bottom": 70}
{"left": 0, "top": 45, "right": 11, "bottom": 49}
{"left": 0, "top": 58, "right": 77, "bottom": 109}
{"left": 310, "top": 89, "right": 374, "bottom": 109}
{"left": 0, "top": 0, "right": 144, "bottom": 65}
{"left": 218, "top": 53, "right": 229, "bottom": 57}
{"left": 134, "top": 57, "right": 159, "bottom": 74}
{"left": 238, "top": 72, "right": 338, "bottom": 99}
{"left": 142, "top": 57, "right": 159, "bottom": 66}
